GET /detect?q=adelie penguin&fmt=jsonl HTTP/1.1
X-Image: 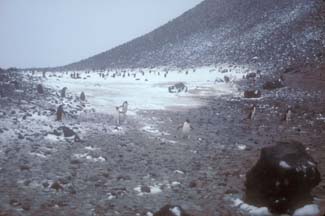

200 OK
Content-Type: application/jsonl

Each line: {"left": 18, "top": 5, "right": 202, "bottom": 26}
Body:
{"left": 177, "top": 119, "right": 194, "bottom": 139}
{"left": 282, "top": 106, "right": 292, "bottom": 123}
{"left": 56, "top": 105, "right": 64, "bottom": 121}
{"left": 247, "top": 104, "right": 256, "bottom": 120}
{"left": 60, "top": 87, "right": 67, "bottom": 98}
{"left": 80, "top": 91, "right": 86, "bottom": 101}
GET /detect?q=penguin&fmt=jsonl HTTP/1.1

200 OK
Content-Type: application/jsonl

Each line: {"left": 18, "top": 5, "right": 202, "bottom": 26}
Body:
{"left": 247, "top": 104, "right": 256, "bottom": 120}
{"left": 283, "top": 106, "right": 292, "bottom": 123}
{"left": 80, "top": 91, "right": 86, "bottom": 101}
{"left": 56, "top": 105, "right": 64, "bottom": 121}
{"left": 177, "top": 119, "right": 194, "bottom": 139}
{"left": 114, "top": 106, "right": 121, "bottom": 127}
{"left": 60, "top": 87, "right": 67, "bottom": 98}
{"left": 37, "top": 84, "right": 44, "bottom": 94}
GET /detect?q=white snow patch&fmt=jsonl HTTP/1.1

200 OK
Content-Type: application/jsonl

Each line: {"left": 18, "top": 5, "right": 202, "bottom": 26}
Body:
{"left": 42, "top": 66, "right": 250, "bottom": 114}
{"left": 307, "top": 161, "right": 316, "bottom": 167}
{"left": 169, "top": 207, "right": 181, "bottom": 216}
{"left": 171, "top": 181, "right": 181, "bottom": 187}
{"left": 279, "top": 161, "right": 291, "bottom": 169}
{"left": 174, "top": 170, "right": 185, "bottom": 175}
{"left": 73, "top": 153, "right": 106, "bottom": 162}
{"left": 29, "top": 152, "right": 47, "bottom": 159}
{"left": 232, "top": 198, "right": 271, "bottom": 216}
{"left": 237, "top": 144, "right": 247, "bottom": 150}
{"left": 84, "top": 146, "right": 100, "bottom": 151}
{"left": 293, "top": 204, "right": 320, "bottom": 216}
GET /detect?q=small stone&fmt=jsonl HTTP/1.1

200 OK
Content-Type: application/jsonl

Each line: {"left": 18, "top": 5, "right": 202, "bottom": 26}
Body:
{"left": 141, "top": 186, "right": 151, "bottom": 193}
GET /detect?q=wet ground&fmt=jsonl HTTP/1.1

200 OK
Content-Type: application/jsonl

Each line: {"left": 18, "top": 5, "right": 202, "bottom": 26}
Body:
{"left": 0, "top": 70, "right": 324, "bottom": 216}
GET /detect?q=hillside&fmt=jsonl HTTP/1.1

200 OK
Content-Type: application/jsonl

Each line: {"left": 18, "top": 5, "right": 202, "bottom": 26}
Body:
{"left": 58, "top": 0, "right": 324, "bottom": 71}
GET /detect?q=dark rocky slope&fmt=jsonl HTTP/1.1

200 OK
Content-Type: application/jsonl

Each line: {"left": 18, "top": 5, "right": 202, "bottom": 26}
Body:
{"left": 57, "top": 0, "right": 324, "bottom": 71}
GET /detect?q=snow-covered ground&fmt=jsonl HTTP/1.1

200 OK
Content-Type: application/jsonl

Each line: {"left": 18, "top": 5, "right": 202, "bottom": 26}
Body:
{"left": 41, "top": 65, "right": 251, "bottom": 114}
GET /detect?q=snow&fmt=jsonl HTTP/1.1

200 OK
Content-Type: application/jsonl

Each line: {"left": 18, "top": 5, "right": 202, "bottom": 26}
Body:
{"left": 232, "top": 198, "right": 271, "bottom": 216}
{"left": 279, "top": 161, "right": 291, "bottom": 169}
{"left": 42, "top": 66, "right": 250, "bottom": 115}
{"left": 293, "top": 204, "right": 320, "bottom": 216}
{"left": 237, "top": 144, "right": 247, "bottom": 151}
{"left": 73, "top": 153, "right": 106, "bottom": 162}
{"left": 170, "top": 207, "right": 181, "bottom": 216}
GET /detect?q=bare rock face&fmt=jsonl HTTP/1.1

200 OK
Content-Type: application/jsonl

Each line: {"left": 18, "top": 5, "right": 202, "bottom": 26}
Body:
{"left": 153, "top": 205, "right": 192, "bottom": 216}
{"left": 245, "top": 141, "right": 321, "bottom": 214}
{"left": 244, "top": 90, "right": 261, "bottom": 98}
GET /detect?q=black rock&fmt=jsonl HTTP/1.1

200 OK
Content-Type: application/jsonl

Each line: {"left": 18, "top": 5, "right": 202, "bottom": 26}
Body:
{"left": 244, "top": 90, "right": 261, "bottom": 98}
{"left": 18, "top": 134, "right": 24, "bottom": 139}
{"left": 52, "top": 130, "right": 61, "bottom": 136}
{"left": 245, "top": 141, "right": 321, "bottom": 214}
{"left": 141, "top": 185, "right": 151, "bottom": 193}
{"left": 58, "top": 126, "right": 75, "bottom": 137}
{"left": 263, "top": 79, "right": 284, "bottom": 90}
{"left": 153, "top": 205, "right": 192, "bottom": 216}
{"left": 51, "top": 181, "right": 64, "bottom": 191}
{"left": 37, "top": 84, "right": 44, "bottom": 94}
{"left": 246, "top": 72, "right": 257, "bottom": 79}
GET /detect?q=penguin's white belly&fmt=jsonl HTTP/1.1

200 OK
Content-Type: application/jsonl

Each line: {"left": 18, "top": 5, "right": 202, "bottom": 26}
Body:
{"left": 182, "top": 123, "right": 191, "bottom": 134}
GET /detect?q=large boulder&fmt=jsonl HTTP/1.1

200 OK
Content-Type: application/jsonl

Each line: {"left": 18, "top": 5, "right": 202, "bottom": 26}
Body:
{"left": 153, "top": 205, "right": 192, "bottom": 216}
{"left": 245, "top": 141, "right": 321, "bottom": 214}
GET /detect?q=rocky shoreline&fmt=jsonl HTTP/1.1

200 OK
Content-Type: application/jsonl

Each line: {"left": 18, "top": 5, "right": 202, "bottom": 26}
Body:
{"left": 0, "top": 71, "right": 324, "bottom": 215}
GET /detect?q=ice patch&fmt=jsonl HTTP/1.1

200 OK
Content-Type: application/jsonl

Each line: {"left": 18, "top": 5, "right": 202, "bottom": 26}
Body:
{"left": 293, "top": 204, "right": 320, "bottom": 216}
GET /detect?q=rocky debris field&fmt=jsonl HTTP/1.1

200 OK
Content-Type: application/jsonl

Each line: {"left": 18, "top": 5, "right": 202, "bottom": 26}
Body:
{"left": 0, "top": 70, "right": 324, "bottom": 216}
